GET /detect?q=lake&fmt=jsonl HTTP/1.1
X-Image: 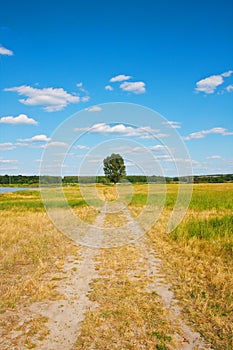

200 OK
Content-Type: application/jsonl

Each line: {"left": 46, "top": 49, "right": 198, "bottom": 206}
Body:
{"left": 0, "top": 187, "right": 38, "bottom": 194}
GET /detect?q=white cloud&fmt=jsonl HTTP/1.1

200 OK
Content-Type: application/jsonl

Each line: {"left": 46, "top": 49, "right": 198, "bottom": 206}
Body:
{"left": 120, "top": 81, "right": 146, "bottom": 94}
{"left": 77, "top": 82, "right": 88, "bottom": 93}
{"left": 19, "top": 134, "right": 51, "bottom": 142}
{"left": 149, "top": 145, "right": 170, "bottom": 151}
{"left": 44, "top": 141, "right": 69, "bottom": 148}
{"left": 153, "top": 155, "right": 171, "bottom": 160}
{"left": 184, "top": 127, "right": 233, "bottom": 140}
{"left": 105, "top": 85, "right": 113, "bottom": 91}
{"left": 77, "top": 82, "right": 90, "bottom": 102}
{"left": 206, "top": 155, "right": 222, "bottom": 159}
{"left": 81, "top": 96, "right": 90, "bottom": 102}
{"left": 221, "top": 70, "right": 233, "bottom": 77}
{"left": 164, "top": 157, "right": 192, "bottom": 163}
{"left": 87, "top": 106, "right": 102, "bottom": 112}
{"left": 75, "top": 123, "right": 165, "bottom": 139}
{"left": 0, "top": 114, "right": 38, "bottom": 125}
{"left": 15, "top": 142, "right": 29, "bottom": 147}
{"left": 0, "top": 159, "right": 18, "bottom": 164}
{"left": 163, "top": 121, "right": 181, "bottom": 129}
{"left": 195, "top": 75, "right": 223, "bottom": 94}
{"left": 110, "top": 74, "right": 132, "bottom": 82}
{"left": 195, "top": 70, "right": 233, "bottom": 94}
{"left": 77, "top": 82, "right": 84, "bottom": 90}
{"left": 0, "top": 166, "right": 19, "bottom": 172}
{"left": 4, "top": 85, "right": 80, "bottom": 112}
{"left": 226, "top": 84, "right": 233, "bottom": 92}
{"left": 0, "top": 45, "right": 13, "bottom": 56}
{"left": 0, "top": 143, "right": 15, "bottom": 150}
{"left": 75, "top": 145, "right": 89, "bottom": 149}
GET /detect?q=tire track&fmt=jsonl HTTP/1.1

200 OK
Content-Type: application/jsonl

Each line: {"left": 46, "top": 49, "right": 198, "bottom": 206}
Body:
{"left": 123, "top": 207, "right": 213, "bottom": 349}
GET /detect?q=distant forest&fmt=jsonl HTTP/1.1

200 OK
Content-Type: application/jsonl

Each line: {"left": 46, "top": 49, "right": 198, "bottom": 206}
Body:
{"left": 0, "top": 174, "right": 233, "bottom": 185}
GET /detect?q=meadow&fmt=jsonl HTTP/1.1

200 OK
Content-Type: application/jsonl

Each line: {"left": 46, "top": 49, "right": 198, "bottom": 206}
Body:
{"left": 0, "top": 183, "right": 232, "bottom": 349}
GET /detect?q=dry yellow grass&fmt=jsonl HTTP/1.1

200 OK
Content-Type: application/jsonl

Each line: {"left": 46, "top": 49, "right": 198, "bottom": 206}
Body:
{"left": 145, "top": 208, "right": 233, "bottom": 349}
{"left": 0, "top": 198, "right": 81, "bottom": 348}
{"left": 96, "top": 184, "right": 119, "bottom": 202}
{"left": 124, "top": 183, "right": 233, "bottom": 349}
{"left": 1, "top": 183, "right": 232, "bottom": 349}
{"left": 104, "top": 211, "right": 129, "bottom": 228}
{"left": 72, "top": 206, "right": 100, "bottom": 224}
{"left": 1, "top": 314, "right": 49, "bottom": 349}
{"left": 74, "top": 245, "right": 175, "bottom": 350}
{"left": 0, "top": 209, "right": 78, "bottom": 311}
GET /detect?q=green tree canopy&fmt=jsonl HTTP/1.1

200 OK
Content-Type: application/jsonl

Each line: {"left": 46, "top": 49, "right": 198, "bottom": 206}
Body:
{"left": 103, "top": 153, "right": 126, "bottom": 184}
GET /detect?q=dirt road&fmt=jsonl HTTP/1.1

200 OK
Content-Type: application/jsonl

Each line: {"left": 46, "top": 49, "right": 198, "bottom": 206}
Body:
{"left": 0, "top": 203, "right": 212, "bottom": 349}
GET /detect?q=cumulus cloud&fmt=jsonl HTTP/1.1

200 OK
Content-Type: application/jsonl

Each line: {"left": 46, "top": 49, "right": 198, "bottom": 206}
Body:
{"left": 149, "top": 145, "right": 170, "bottom": 151}
{"left": 120, "top": 81, "right": 146, "bottom": 94}
{"left": 163, "top": 121, "right": 181, "bottom": 129}
{"left": 206, "top": 155, "right": 222, "bottom": 159}
{"left": 77, "top": 82, "right": 90, "bottom": 101}
{"left": 164, "top": 157, "right": 193, "bottom": 163}
{"left": 18, "top": 134, "right": 51, "bottom": 142}
{"left": 105, "top": 85, "right": 113, "bottom": 91}
{"left": 195, "top": 70, "right": 233, "bottom": 94}
{"left": 86, "top": 106, "right": 102, "bottom": 112}
{"left": 0, "top": 45, "right": 13, "bottom": 55}
{"left": 110, "top": 74, "right": 132, "bottom": 82}
{"left": 76, "top": 82, "right": 86, "bottom": 92}
{"left": 184, "top": 127, "right": 233, "bottom": 140}
{"left": 226, "top": 84, "right": 233, "bottom": 92}
{"left": 195, "top": 75, "right": 223, "bottom": 94}
{"left": 221, "top": 71, "right": 233, "bottom": 77}
{"left": 75, "top": 123, "right": 165, "bottom": 139}
{"left": 43, "top": 141, "right": 69, "bottom": 148}
{"left": 153, "top": 155, "right": 171, "bottom": 160}
{"left": 0, "top": 114, "right": 38, "bottom": 125}
{"left": 4, "top": 85, "right": 80, "bottom": 112}
{"left": 106, "top": 74, "right": 146, "bottom": 94}
{"left": 0, "top": 143, "right": 16, "bottom": 150}
{"left": 75, "top": 145, "right": 90, "bottom": 149}
{"left": 81, "top": 96, "right": 90, "bottom": 102}
{"left": 0, "top": 159, "right": 18, "bottom": 164}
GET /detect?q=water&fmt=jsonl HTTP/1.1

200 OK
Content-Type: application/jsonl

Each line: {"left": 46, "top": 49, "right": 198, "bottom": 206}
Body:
{"left": 0, "top": 187, "right": 38, "bottom": 193}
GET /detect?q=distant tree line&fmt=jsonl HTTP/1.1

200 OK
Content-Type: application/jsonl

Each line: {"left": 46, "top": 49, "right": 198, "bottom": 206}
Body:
{"left": 63, "top": 175, "right": 169, "bottom": 184}
{"left": 1, "top": 174, "right": 233, "bottom": 185}
{"left": 0, "top": 175, "right": 61, "bottom": 185}
{"left": 193, "top": 174, "right": 233, "bottom": 183}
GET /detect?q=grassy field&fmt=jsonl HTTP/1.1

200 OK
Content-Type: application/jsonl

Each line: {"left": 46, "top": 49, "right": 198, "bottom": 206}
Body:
{"left": 0, "top": 183, "right": 232, "bottom": 349}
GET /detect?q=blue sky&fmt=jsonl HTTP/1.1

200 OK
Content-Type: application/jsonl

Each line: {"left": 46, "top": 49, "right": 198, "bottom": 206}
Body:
{"left": 0, "top": 0, "right": 233, "bottom": 176}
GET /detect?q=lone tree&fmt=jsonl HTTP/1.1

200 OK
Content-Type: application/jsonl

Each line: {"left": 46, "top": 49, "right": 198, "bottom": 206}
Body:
{"left": 103, "top": 153, "right": 126, "bottom": 184}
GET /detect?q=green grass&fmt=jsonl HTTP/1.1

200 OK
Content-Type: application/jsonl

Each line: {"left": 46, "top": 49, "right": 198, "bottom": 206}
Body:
{"left": 0, "top": 188, "right": 89, "bottom": 210}
{"left": 175, "top": 215, "right": 233, "bottom": 240}
{"left": 0, "top": 190, "right": 44, "bottom": 210}
{"left": 2, "top": 183, "right": 232, "bottom": 211}
{"left": 171, "top": 214, "right": 233, "bottom": 259}
{"left": 127, "top": 184, "right": 233, "bottom": 210}
{"left": 189, "top": 192, "right": 233, "bottom": 210}
{"left": 127, "top": 193, "right": 165, "bottom": 206}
